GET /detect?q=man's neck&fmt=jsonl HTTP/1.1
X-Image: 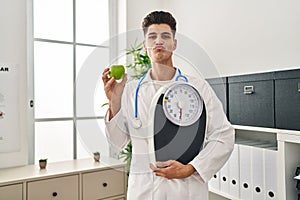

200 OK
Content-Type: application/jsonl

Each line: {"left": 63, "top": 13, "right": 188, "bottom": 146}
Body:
{"left": 150, "top": 62, "right": 176, "bottom": 81}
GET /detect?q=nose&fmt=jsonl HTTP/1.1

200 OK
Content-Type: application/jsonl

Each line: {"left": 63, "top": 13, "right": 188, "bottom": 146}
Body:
{"left": 154, "top": 35, "right": 164, "bottom": 45}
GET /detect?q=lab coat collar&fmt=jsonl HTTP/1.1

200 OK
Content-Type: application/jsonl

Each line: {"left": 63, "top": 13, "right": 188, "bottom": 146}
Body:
{"left": 143, "top": 67, "right": 181, "bottom": 83}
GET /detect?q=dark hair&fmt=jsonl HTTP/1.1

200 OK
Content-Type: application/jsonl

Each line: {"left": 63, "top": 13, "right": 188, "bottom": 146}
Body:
{"left": 142, "top": 11, "right": 177, "bottom": 37}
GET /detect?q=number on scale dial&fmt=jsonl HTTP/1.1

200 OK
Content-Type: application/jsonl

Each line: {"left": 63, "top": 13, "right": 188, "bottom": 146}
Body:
{"left": 162, "top": 82, "right": 203, "bottom": 126}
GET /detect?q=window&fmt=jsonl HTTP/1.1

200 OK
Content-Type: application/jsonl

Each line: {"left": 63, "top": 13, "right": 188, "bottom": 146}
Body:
{"left": 33, "top": 0, "right": 112, "bottom": 163}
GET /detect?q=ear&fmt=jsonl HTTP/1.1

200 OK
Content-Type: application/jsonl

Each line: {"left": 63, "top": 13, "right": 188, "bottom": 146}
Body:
{"left": 143, "top": 40, "right": 149, "bottom": 53}
{"left": 173, "top": 39, "right": 177, "bottom": 51}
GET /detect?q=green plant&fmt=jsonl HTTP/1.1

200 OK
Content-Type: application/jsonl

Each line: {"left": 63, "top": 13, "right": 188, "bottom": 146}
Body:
{"left": 93, "top": 151, "right": 100, "bottom": 162}
{"left": 125, "top": 39, "right": 151, "bottom": 80}
{"left": 39, "top": 159, "right": 47, "bottom": 169}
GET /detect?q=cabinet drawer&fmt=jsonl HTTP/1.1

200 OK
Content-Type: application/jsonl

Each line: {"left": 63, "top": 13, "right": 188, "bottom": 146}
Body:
{"left": 275, "top": 77, "right": 300, "bottom": 130}
{"left": 228, "top": 72, "right": 275, "bottom": 127}
{"left": 0, "top": 184, "right": 23, "bottom": 200}
{"left": 27, "top": 175, "right": 79, "bottom": 200}
{"left": 82, "top": 168, "right": 125, "bottom": 200}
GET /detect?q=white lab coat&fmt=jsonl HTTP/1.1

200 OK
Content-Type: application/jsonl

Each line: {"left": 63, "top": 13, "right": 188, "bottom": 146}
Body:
{"left": 105, "top": 69, "right": 235, "bottom": 200}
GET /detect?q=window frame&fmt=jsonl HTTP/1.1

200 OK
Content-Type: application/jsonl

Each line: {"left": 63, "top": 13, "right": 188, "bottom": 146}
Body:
{"left": 32, "top": 0, "right": 118, "bottom": 162}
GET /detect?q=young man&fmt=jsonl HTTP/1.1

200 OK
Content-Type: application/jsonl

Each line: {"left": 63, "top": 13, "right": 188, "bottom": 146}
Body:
{"left": 102, "top": 11, "right": 234, "bottom": 200}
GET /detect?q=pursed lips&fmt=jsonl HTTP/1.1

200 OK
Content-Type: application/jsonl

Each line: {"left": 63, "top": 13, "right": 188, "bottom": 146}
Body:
{"left": 153, "top": 45, "right": 165, "bottom": 50}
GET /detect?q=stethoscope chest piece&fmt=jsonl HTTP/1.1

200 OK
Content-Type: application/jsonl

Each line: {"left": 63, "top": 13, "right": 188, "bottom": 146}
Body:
{"left": 132, "top": 117, "right": 142, "bottom": 129}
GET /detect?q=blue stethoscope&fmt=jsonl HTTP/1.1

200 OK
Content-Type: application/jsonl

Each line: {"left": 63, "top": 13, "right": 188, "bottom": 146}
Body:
{"left": 133, "top": 68, "right": 189, "bottom": 128}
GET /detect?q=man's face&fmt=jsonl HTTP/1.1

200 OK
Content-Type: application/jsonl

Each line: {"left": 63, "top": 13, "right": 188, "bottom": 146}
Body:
{"left": 144, "top": 24, "right": 177, "bottom": 64}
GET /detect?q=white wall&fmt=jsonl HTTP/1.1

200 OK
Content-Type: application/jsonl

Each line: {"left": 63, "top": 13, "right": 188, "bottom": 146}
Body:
{"left": 125, "top": 0, "right": 300, "bottom": 77}
{"left": 0, "top": 0, "right": 33, "bottom": 168}
{"left": 124, "top": 0, "right": 164, "bottom": 61}
{"left": 126, "top": 0, "right": 162, "bottom": 31}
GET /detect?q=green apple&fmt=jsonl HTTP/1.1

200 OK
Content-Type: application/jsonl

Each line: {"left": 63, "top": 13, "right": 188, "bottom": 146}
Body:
{"left": 110, "top": 65, "right": 125, "bottom": 80}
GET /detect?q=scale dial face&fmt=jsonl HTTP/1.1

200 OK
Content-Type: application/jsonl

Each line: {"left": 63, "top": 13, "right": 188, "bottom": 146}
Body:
{"left": 162, "top": 82, "right": 203, "bottom": 126}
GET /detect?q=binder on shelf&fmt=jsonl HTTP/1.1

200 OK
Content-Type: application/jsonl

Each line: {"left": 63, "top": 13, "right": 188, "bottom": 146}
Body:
{"left": 295, "top": 167, "right": 300, "bottom": 191}
{"left": 251, "top": 146, "right": 265, "bottom": 200}
{"left": 295, "top": 166, "right": 300, "bottom": 179}
{"left": 264, "top": 147, "right": 278, "bottom": 200}
{"left": 239, "top": 144, "right": 253, "bottom": 200}
{"left": 208, "top": 171, "right": 220, "bottom": 191}
{"left": 220, "top": 158, "right": 230, "bottom": 194}
{"left": 229, "top": 144, "right": 240, "bottom": 198}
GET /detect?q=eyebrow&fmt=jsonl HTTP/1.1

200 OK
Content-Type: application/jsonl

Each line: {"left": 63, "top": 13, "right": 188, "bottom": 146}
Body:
{"left": 147, "top": 32, "right": 172, "bottom": 36}
{"left": 147, "top": 32, "right": 157, "bottom": 36}
{"left": 162, "top": 32, "right": 172, "bottom": 36}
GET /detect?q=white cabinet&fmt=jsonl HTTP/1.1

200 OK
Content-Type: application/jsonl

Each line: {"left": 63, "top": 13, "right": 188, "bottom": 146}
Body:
{"left": 209, "top": 125, "right": 300, "bottom": 200}
{"left": 277, "top": 131, "right": 300, "bottom": 200}
{"left": 0, "top": 184, "right": 23, "bottom": 200}
{"left": 0, "top": 157, "right": 126, "bottom": 200}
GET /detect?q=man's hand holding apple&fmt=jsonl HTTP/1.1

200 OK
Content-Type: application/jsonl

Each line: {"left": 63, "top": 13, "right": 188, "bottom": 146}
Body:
{"left": 102, "top": 65, "right": 127, "bottom": 120}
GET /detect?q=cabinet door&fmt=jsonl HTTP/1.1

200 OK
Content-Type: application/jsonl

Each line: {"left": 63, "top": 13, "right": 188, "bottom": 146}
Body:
{"left": 82, "top": 168, "right": 125, "bottom": 200}
{"left": 0, "top": 184, "right": 22, "bottom": 200}
{"left": 275, "top": 78, "right": 300, "bottom": 130}
{"left": 27, "top": 175, "right": 78, "bottom": 200}
{"left": 229, "top": 80, "right": 274, "bottom": 127}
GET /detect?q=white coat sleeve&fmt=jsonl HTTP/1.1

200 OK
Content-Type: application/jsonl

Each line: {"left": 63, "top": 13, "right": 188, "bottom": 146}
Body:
{"left": 104, "top": 86, "right": 131, "bottom": 152}
{"left": 189, "top": 81, "right": 235, "bottom": 183}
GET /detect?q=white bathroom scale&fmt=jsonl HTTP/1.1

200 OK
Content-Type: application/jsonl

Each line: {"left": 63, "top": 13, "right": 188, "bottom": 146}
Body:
{"left": 150, "top": 82, "right": 206, "bottom": 165}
